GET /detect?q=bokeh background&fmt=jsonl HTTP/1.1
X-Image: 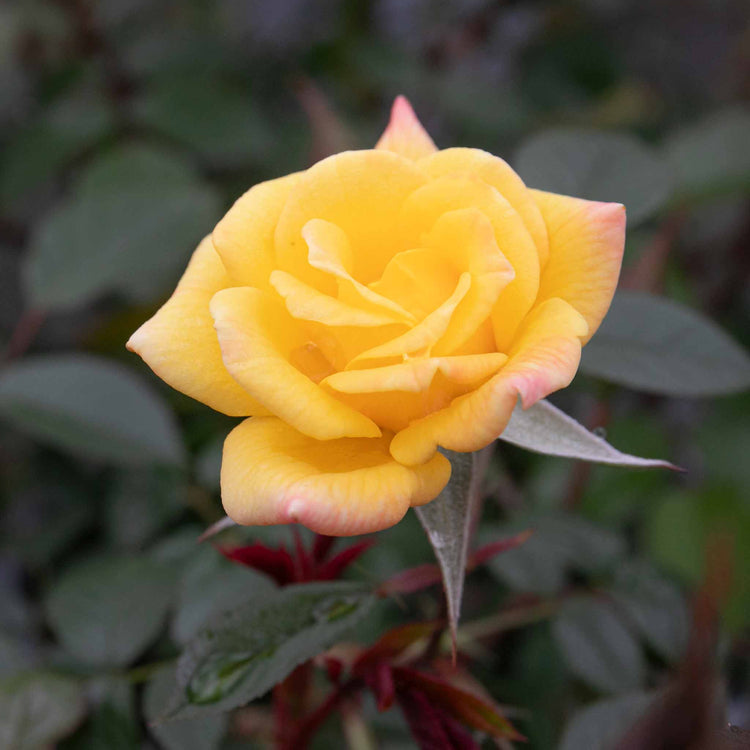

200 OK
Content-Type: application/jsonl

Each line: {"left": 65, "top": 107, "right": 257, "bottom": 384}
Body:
{"left": 0, "top": 1, "right": 748, "bottom": 748}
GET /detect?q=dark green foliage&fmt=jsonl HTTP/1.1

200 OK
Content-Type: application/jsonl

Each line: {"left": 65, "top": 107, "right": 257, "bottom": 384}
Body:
{"left": 0, "top": 1, "right": 748, "bottom": 747}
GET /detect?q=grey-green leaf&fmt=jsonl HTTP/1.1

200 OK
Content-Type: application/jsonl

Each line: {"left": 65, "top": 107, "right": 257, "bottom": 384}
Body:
{"left": 608, "top": 561, "right": 689, "bottom": 663}
{"left": 0, "top": 671, "right": 86, "bottom": 749}
{"left": 552, "top": 596, "right": 646, "bottom": 694}
{"left": 132, "top": 75, "right": 274, "bottom": 167}
{"left": 25, "top": 144, "right": 221, "bottom": 310}
{"left": 483, "top": 513, "right": 625, "bottom": 596}
{"left": 0, "top": 633, "right": 38, "bottom": 680}
{"left": 143, "top": 668, "right": 227, "bottom": 750}
{"left": 415, "top": 448, "right": 485, "bottom": 647}
{"left": 44, "top": 555, "right": 176, "bottom": 667}
{"left": 664, "top": 107, "right": 750, "bottom": 200}
{"left": 514, "top": 129, "right": 672, "bottom": 226}
{"left": 105, "top": 468, "right": 186, "bottom": 549}
{"left": 167, "top": 581, "right": 375, "bottom": 720}
{"left": 170, "top": 549, "right": 276, "bottom": 645}
{"left": 0, "top": 354, "right": 185, "bottom": 466}
{"left": 500, "top": 398, "right": 675, "bottom": 469}
{"left": 0, "top": 86, "right": 114, "bottom": 219}
{"left": 65, "top": 676, "right": 138, "bottom": 750}
{"left": 558, "top": 691, "right": 656, "bottom": 750}
{"left": 195, "top": 436, "right": 224, "bottom": 492}
{"left": 581, "top": 291, "right": 750, "bottom": 396}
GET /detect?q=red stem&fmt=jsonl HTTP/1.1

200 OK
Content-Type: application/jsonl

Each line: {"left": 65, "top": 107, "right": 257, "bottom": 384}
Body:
{"left": 284, "top": 678, "right": 363, "bottom": 749}
{"left": 3, "top": 309, "right": 45, "bottom": 363}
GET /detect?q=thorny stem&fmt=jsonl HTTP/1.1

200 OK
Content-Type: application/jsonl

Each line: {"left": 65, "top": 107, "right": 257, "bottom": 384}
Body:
{"left": 2, "top": 309, "right": 45, "bottom": 363}
{"left": 286, "top": 677, "right": 364, "bottom": 749}
{"left": 621, "top": 211, "right": 684, "bottom": 294}
{"left": 341, "top": 699, "right": 377, "bottom": 750}
{"left": 457, "top": 599, "right": 561, "bottom": 644}
{"left": 274, "top": 662, "right": 314, "bottom": 747}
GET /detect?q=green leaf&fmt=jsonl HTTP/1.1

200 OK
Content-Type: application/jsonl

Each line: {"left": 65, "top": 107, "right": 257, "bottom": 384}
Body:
{"left": 0, "top": 672, "right": 87, "bottom": 749}
{"left": 167, "top": 581, "right": 375, "bottom": 719}
{"left": 0, "top": 468, "right": 93, "bottom": 568}
{"left": 665, "top": 107, "right": 750, "bottom": 200}
{"left": 143, "top": 668, "right": 227, "bottom": 750}
{"left": 483, "top": 513, "right": 625, "bottom": 595}
{"left": 170, "top": 548, "right": 276, "bottom": 645}
{"left": 132, "top": 74, "right": 274, "bottom": 167}
{"left": 195, "top": 436, "right": 223, "bottom": 492}
{"left": 0, "top": 633, "right": 37, "bottom": 680}
{"left": 500, "top": 398, "right": 675, "bottom": 468}
{"left": 608, "top": 561, "right": 689, "bottom": 663}
{"left": 25, "top": 144, "right": 221, "bottom": 310}
{"left": 558, "top": 691, "right": 656, "bottom": 750}
{"left": 105, "top": 468, "right": 186, "bottom": 549}
{"left": 0, "top": 354, "right": 185, "bottom": 466}
{"left": 44, "top": 554, "right": 176, "bottom": 667}
{"left": 415, "top": 448, "right": 485, "bottom": 646}
{"left": 552, "top": 596, "right": 646, "bottom": 694}
{"left": 61, "top": 702, "right": 137, "bottom": 750}
{"left": 0, "top": 80, "right": 114, "bottom": 218}
{"left": 514, "top": 129, "right": 672, "bottom": 226}
{"left": 61, "top": 677, "right": 137, "bottom": 750}
{"left": 581, "top": 291, "right": 750, "bottom": 396}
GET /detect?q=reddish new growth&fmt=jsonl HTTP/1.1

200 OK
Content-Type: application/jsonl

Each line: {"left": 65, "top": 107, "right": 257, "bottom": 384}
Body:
{"left": 296, "top": 620, "right": 523, "bottom": 749}
{"left": 221, "top": 529, "right": 374, "bottom": 586}
{"left": 221, "top": 528, "right": 531, "bottom": 749}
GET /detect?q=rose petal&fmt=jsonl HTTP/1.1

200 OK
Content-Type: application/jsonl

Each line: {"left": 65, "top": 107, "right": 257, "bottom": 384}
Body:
{"left": 275, "top": 150, "right": 426, "bottom": 286}
{"left": 324, "top": 353, "right": 509, "bottom": 433}
{"left": 270, "top": 270, "right": 403, "bottom": 327}
{"left": 323, "top": 353, "right": 507, "bottom": 393}
{"left": 399, "top": 175, "right": 539, "bottom": 351}
{"left": 212, "top": 173, "right": 300, "bottom": 290}
{"left": 375, "top": 96, "right": 438, "bottom": 162}
{"left": 348, "top": 273, "right": 471, "bottom": 367}
{"left": 221, "top": 417, "right": 451, "bottom": 535}
{"left": 127, "top": 236, "right": 266, "bottom": 417}
{"left": 304, "top": 219, "right": 416, "bottom": 323}
{"left": 371, "top": 248, "right": 459, "bottom": 320}
{"left": 420, "top": 147, "right": 549, "bottom": 266}
{"left": 389, "top": 297, "right": 588, "bottom": 465}
{"left": 424, "top": 208, "right": 516, "bottom": 355}
{"left": 210, "top": 286, "right": 380, "bottom": 440}
{"left": 531, "top": 190, "right": 625, "bottom": 343}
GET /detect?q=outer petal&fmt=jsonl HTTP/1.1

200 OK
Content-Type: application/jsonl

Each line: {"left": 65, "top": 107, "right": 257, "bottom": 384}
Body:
{"left": 221, "top": 417, "right": 451, "bottom": 535}
{"left": 390, "top": 298, "right": 588, "bottom": 466}
{"left": 532, "top": 190, "right": 625, "bottom": 343}
{"left": 210, "top": 287, "right": 380, "bottom": 440}
{"left": 126, "top": 236, "right": 266, "bottom": 417}
{"left": 375, "top": 96, "right": 438, "bottom": 162}
{"left": 212, "top": 173, "right": 300, "bottom": 290}
{"left": 420, "top": 148, "right": 549, "bottom": 266}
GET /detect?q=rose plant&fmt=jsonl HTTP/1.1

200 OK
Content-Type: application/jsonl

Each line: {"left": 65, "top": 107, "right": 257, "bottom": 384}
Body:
{"left": 128, "top": 96, "right": 625, "bottom": 537}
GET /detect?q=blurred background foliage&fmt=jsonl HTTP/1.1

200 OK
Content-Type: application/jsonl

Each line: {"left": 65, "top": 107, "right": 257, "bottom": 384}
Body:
{"left": 0, "top": 0, "right": 749, "bottom": 748}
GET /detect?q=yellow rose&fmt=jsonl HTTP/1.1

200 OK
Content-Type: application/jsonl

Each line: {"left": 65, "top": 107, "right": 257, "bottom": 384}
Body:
{"left": 128, "top": 97, "right": 625, "bottom": 536}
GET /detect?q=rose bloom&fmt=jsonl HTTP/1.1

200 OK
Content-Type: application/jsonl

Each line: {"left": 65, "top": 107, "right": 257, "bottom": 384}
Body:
{"left": 128, "top": 97, "right": 625, "bottom": 536}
